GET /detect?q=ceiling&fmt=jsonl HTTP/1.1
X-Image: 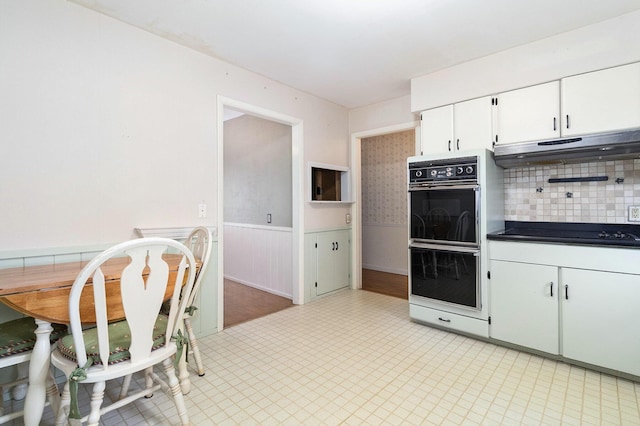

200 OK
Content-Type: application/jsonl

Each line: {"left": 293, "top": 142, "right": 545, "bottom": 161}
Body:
{"left": 71, "top": 0, "right": 640, "bottom": 109}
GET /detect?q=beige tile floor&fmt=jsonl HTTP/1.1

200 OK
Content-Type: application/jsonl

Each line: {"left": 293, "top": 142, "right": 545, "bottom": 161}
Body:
{"left": 11, "top": 289, "right": 640, "bottom": 425}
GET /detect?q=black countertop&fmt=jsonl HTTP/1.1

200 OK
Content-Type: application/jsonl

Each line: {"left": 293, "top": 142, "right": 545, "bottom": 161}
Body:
{"left": 487, "top": 221, "right": 640, "bottom": 248}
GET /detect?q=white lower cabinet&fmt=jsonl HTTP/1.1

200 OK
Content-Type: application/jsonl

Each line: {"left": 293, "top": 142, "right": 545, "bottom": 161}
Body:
{"left": 489, "top": 244, "right": 640, "bottom": 378}
{"left": 490, "top": 260, "right": 559, "bottom": 354}
{"left": 561, "top": 268, "right": 640, "bottom": 377}
{"left": 305, "top": 229, "right": 350, "bottom": 299}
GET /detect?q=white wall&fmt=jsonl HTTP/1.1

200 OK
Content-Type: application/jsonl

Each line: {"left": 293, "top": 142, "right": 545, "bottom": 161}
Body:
{"left": 411, "top": 10, "right": 640, "bottom": 111}
{"left": 349, "top": 95, "right": 418, "bottom": 134}
{"left": 224, "top": 115, "right": 292, "bottom": 227}
{"left": 0, "top": 0, "right": 349, "bottom": 250}
{"left": 348, "top": 96, "right": 419, "bottom": 284}
{"left": 360, "top": 130, "right": 415, "bottom": 275}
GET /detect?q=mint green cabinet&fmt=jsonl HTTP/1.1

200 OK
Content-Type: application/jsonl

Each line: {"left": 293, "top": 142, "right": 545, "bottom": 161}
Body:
{"left": 305, "top": 230, "right": 350, "bottom": 300}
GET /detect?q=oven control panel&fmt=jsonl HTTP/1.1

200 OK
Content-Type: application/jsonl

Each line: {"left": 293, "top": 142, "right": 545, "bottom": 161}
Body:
{"left": 409, "top": 157, "right": 478, "bottom": 184}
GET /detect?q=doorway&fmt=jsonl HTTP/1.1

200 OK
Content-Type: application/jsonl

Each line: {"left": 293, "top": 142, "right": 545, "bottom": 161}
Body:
{"left": 350, "top": 123, "right": 419, "bottom": 293}
{"left": 359, "top": 130, "right": 415, "bottom": 299}
{"left": 222, "top": 109, "right": 293, "bottom": 327}
{"left": 216, "top": 97, "right": 304, "bottom": 331}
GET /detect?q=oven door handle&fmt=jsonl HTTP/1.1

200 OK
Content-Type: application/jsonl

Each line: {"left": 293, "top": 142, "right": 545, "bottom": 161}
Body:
{"left": 409, "top": 184, "right": 479, "bottom": 191}
{"left": 410, "top": 243, "right": 480, "bottom": 255}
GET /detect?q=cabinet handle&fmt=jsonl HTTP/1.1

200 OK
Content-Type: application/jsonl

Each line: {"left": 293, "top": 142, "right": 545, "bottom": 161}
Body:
{"left": 565, "top": 284, "right": 569, "bottom": 300}
{"left": 550, "top": 282, "right": 554, "bottom": 297}
{"left": 335, "top": 241, "right": 339, "bottom": 250}
{"left": 448, "top": 140, "right": 451, "bottom": 151}
{"left": 456, "top": 139, "right": 460, "bottom": 150}
{"left": 553, "top": 117, "right": 557, "bottom": 131}
{"left": 438, "top": 317, "right": 451, "bottom": 323}
{"left": 331, "top": 242, "right": 335, "bottom": 251}
{"left": 566, "top": 114, "right": 570, "bottom": 129}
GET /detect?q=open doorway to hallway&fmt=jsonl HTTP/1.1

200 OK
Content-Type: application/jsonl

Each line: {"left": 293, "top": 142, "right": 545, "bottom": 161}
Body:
{"left": 222, "top": 107, "right": 295, "bottom": 327}
{"left": 359, "top": 129, "right": 415, "bottom": 300}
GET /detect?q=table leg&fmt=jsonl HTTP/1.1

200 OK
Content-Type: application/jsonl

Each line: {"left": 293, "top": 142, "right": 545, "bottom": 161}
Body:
{"left": 23, "top": 319, "right": 53, "bottom": 426}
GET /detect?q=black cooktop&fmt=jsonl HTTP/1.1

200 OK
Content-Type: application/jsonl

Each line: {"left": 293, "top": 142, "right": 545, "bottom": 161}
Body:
{"left": 487, "top": 221, "right": 640, "bottom": 248}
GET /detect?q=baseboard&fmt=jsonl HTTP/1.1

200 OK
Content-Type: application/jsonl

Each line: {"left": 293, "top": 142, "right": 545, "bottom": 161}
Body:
{"left": 362, "top": 264, "right": 408, "bottom": 276}
{"left": 224, "top": 275, "right": 292, "bottom": 299}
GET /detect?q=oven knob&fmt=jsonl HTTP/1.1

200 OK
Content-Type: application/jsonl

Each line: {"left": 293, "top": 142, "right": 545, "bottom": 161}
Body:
{"left": 466, "top": 166, "right": 474, "bottom": 174}
{"left": 415, "top": 170, "right": 423, "bottom": 177}
{"left": 446, "top": 171, "right": 452, "bottom": 177}
{"left": 456, "top": 167, "right": 464, "bottom": 175}
{"left": 430, "top": 170, "right": 437, "bottom": 177}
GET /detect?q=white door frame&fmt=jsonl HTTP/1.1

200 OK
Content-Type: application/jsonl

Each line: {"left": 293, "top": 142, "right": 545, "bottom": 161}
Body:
{"left": 216, "top": 96, "right": 304, "bottom": 331}
{"left": 349, "top": 121, "right": 420, "bottom": 289}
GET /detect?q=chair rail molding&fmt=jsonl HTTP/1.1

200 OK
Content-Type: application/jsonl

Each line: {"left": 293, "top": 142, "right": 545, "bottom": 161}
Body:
{"left": 134, "top": 226, "right": 217, "bottom": 240}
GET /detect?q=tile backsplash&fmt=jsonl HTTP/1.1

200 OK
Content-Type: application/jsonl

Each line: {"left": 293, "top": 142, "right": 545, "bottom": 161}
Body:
{"left": 504, "top": 159, "right": 640, "bottom": 223}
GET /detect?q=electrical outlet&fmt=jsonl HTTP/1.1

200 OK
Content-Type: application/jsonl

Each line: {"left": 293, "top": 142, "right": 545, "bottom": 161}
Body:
{"left": 346, "top": 213, "right": 351, "bottom": 224}
{"left": 629, "top": 206, "right": 640, "bottom": 222}
{"left": 198, "top": 203, "right": 207, "bottom": 218}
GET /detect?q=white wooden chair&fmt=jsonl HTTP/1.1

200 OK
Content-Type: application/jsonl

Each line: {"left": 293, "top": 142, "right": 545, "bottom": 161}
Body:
{"left": 181, "top": 226, "right": 213, "bottom": 377}
{"left": 118, "top": 227, "right": 213, "bottom": 397}
{"left": 50, "top": 238, "right": 196, "bottom": 426}
{"left": 0, "top": 318, "right": 66, "bottom": 423}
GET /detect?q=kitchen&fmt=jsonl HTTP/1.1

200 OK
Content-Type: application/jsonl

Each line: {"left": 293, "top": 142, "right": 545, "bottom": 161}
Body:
{"left": 2, "top": 1, "right": 640, "bottom": 424}
{"left": 409, "top": 58, "right": 640, "bottom": 380}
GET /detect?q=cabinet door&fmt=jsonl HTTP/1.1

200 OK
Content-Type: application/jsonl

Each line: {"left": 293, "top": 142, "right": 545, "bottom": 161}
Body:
{"left": 333, "top": 230, "right": 350, "bottom": 291}
{"left": 561, "top": 62, "right": 640, "bottom": 136}
{"left": 315, "top": 231, "right": 350, "bottom": 296}
{"left": 496, "top": 81, "right": 560, "bottom": 145}
{"left": 561, "top": 268, "right": 640, "bottom": 377}
{"left": 420, "top": 105, "right": 454, "bottom": 155}
{"left": 316, "top": 232, "right": 336, "bottom": 296}
{"left": 454, "top": 96, "right": 494, "bottom": 151}
{"left": 490, "top": 260, "right": 559, "bottom": 354}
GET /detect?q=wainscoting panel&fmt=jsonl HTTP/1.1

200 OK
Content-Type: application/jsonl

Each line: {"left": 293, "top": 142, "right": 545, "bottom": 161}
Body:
{"left": 224, "top": 223, "right": 293, "bottom": 299}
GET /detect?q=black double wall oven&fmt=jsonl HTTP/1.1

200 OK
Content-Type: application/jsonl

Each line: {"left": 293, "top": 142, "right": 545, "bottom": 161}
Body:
{"left": 409, "top": 156, "right": 480, "bottom": 310}
{"left": 408, "top": 150, "right": 503, "bottom": 337}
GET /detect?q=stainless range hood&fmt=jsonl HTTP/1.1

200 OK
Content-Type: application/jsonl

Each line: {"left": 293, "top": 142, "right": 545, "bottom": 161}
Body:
{"left": 494, "top": 127, "right": 640, "bottom": 168}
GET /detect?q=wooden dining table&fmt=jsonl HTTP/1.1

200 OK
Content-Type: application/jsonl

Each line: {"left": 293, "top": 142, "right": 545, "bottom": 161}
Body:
{"left": 0, "top": 254, "right": 195, "bottom": 426}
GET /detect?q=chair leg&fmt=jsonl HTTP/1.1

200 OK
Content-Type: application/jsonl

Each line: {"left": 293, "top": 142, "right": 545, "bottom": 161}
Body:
{"left": 46, "top": 368, "right": 61, "bottom": 418}
{"left": 119, "top": 374, "right": 132, "bottom": 400}
{"left": 460, "top": 255, "right": 469, "bottom": 274}
{"left": 87, "top": 381, "right": 106, "bottom": 426}
{"left": 184, "top": 317, "right": 205, "bottom": 376}
{"left": 454, "top": 256, "right": 460, "bottom": 280}
{"left": 162, "top": 357, "right": 190, "bottom": 425}
{"left": 144, "top": 367, "right": 154, "bottom": 398}
{"left": 55, "top": 381, "right": 71, "bottom": 426}
{"left": 430, "top": 251, "right": 438, "bottom": 278}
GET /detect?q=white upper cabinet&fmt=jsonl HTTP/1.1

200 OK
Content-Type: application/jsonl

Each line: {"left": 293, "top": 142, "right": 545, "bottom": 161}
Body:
{"left": 495, "top": 81, "right": 560, "bottom": 145}
{"left": 421, "top": 61, "right": 640, "bottom": 150}
{"left": 561, "top": 62, "right": 640, "bottom": 136}
{"left": 454, "top": 96, "right": 494, "bottom": 151}
{"left": 420, "top": 96, "right": 493, "bottom": 155}
{"left": 420, "top": 104, "right": 453, "bottom": 155}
